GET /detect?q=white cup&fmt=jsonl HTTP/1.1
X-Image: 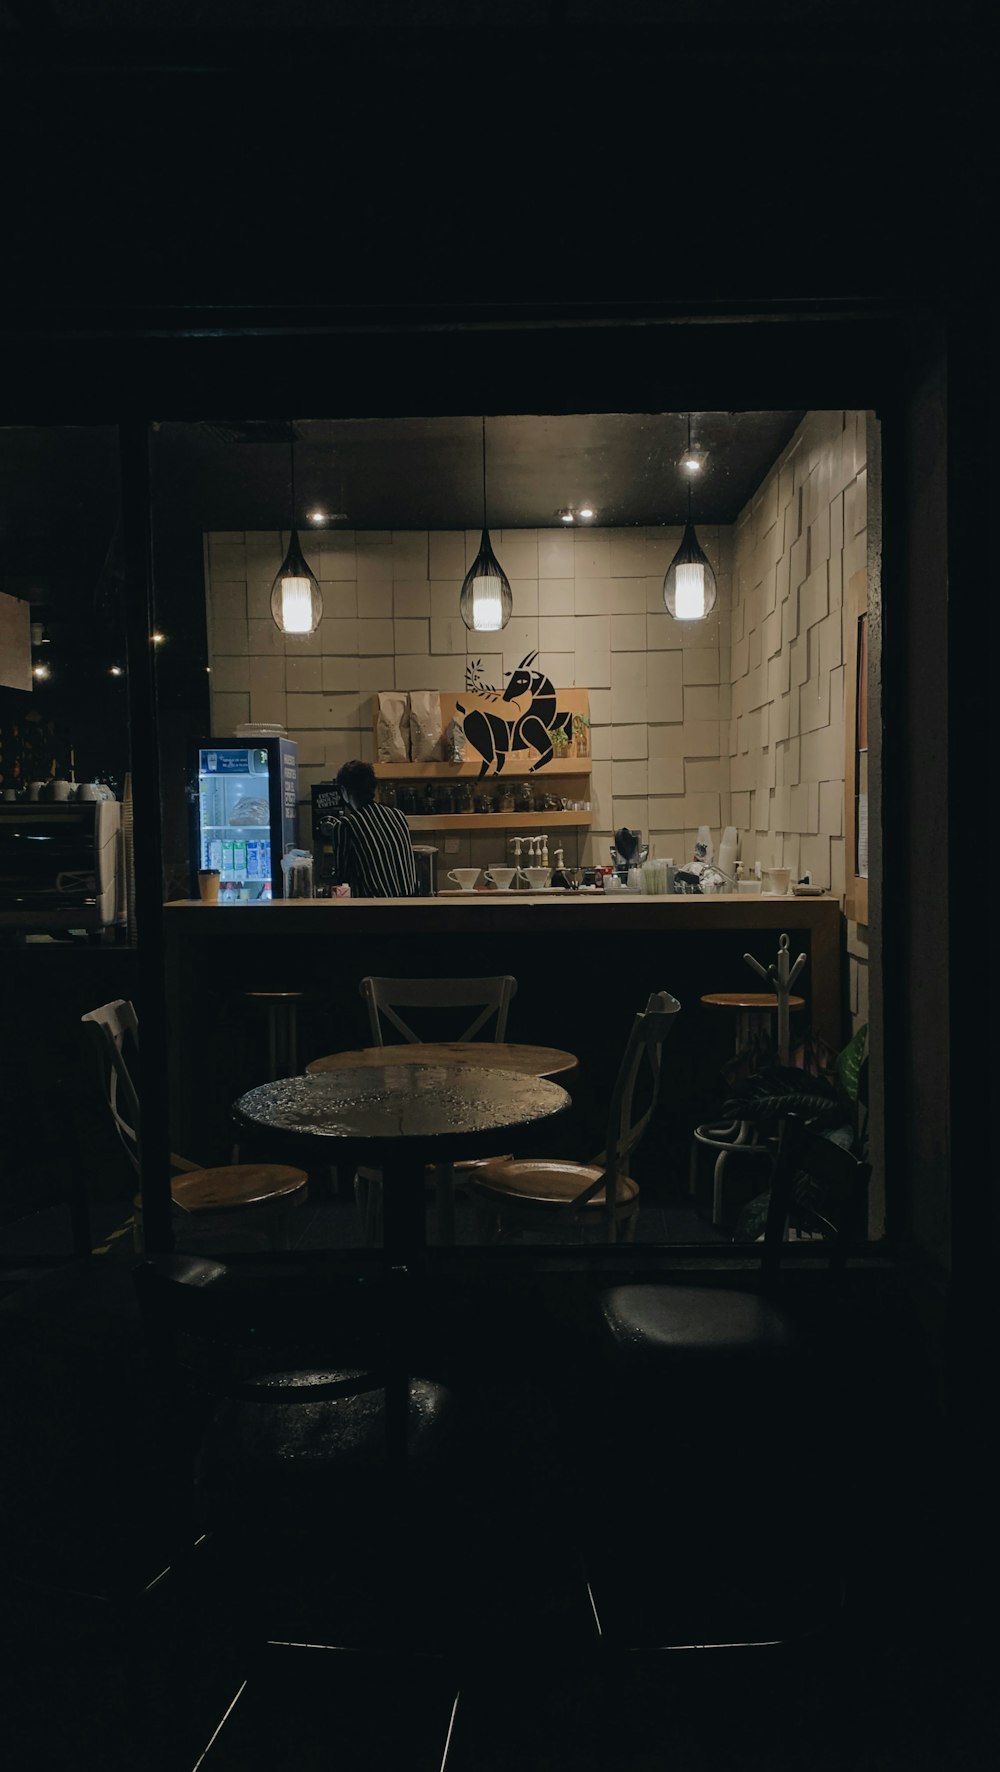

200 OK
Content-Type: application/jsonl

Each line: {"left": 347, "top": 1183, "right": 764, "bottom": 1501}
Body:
{"left": 447, "top": 868, "right": 480, "bottom": 891}
{"left": 763, "top": 866, "right": 791, "bottom": 896}
{"left": 484, "top": 866, "right": 516, "bottom": 890}
{"left": 28, "top": 782, "right": 46, "bottom": 802}
{"left": 2, "top": 789, "right": 17, "bottom": 803}
{"left": 737, "top": 878, "right": 762, "bottom": 894}
{"left": 47, "top": 779, "right": 73, "bottom": 802}
{"left": 76, "top": 783, "right": 98, "bottom": 802}
{"left": 524, "top": 867, "right": 551, "bottom": 890}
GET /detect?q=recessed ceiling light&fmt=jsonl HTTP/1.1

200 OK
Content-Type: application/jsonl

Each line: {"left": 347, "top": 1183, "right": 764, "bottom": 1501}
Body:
{"left": 678, "top": 450, "right": 706, "bottom": 474}
{"left": 577, "top": 504, "right": 596, "bottom": 521}
{"left": 307, "top": 509, "right": 328, "bottom": 525}
{"left": 556, "top": 508, "right": 575, "bottom": 523}
{"left": 150, "top": 631, "right": 166, "bottom": 646}
{"left": 109, "top": 665, "right": 124, "bottom": 677}
{"left": 32, "top": 662, "right": 50, "bottom": 680}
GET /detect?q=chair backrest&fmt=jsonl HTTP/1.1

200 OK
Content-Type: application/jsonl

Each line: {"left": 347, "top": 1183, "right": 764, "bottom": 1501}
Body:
{"left": 360, "top": 975, "right": 517, "bottom": 1045}
{"left": 80, "top": 998, "right": 142, "bottom": 1175}
{"left": 572, "top": 991, "right": 681, "bottom": 1235}
{"left": 761, "top": 1113, "right": 870, "bottom": 1289}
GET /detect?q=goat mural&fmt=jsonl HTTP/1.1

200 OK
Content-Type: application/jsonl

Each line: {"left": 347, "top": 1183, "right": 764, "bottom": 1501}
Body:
{"left": 456, "top": 653, "right": 572, "bottom": 775}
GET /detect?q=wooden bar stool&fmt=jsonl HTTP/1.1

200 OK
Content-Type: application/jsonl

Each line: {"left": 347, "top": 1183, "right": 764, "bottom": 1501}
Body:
{"left": 693, "top": 991, "right": 805, "bottom": 1228}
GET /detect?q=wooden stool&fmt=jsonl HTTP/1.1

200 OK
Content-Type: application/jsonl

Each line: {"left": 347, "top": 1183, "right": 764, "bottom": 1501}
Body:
{"left": 134, "top": 1163, "right": 309, "bottom": 1252}
{"left": 240, "top": 991, "right": 305, "bottom": 1080}
{"left": 699, "top": 991, "right": 806, "bottom": 1066}
{"left": 694, "top": 992, "right": 805, "bottom": 1229}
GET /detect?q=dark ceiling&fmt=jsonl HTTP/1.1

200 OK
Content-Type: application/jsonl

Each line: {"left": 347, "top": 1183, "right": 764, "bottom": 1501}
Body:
{"left": 154, "top": 411, "right": 806, "bottom": 532}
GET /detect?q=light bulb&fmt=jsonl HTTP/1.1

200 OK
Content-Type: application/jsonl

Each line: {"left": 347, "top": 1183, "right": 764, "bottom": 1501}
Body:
{"left": 466, "top": 573, "right": 504, "bottom": 632}
{"left": 674, "top": 562, "right": 706, "bottom": 620}
{"left": 276, "top": 575, "right": 315, "bottom": 634}
{"left": 577, "top": 504, "right": 596, "bottom": 520}
{"left": 32, "top": 662, "right": 50, "bottom": 680}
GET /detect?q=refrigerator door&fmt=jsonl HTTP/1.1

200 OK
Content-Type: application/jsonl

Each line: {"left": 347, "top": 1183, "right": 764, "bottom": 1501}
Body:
{"left": 196, "top": 740, "right": 299, "bottom": 901}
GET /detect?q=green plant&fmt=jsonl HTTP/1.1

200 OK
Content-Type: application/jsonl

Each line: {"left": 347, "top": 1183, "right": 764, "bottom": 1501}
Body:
{"left": 724, "top": 1024, "right": 869, "bottom": 1241}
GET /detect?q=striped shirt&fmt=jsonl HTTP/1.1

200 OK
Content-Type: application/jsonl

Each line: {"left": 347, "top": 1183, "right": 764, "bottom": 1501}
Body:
{"left": 329, "top": 802, "right": 416, "bottom": 899}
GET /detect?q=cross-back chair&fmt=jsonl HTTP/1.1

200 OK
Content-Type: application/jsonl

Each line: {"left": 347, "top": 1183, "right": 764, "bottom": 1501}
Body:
{"left": 361, "top": 974, "right": 517, "bottom": 1045}
{"left": 81, "top": 999, "right": 308, "bottom": 1251}
{"left": 353, "top": 974, "right": 519, "bottom": 1244}
{"left": 467, "top": 990, "right": 681, "bottom": 1244}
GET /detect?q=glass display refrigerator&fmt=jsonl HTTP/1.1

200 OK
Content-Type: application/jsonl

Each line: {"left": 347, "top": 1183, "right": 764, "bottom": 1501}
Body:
{"left": 192, "top": 737, "right": 299, "bottom": 901}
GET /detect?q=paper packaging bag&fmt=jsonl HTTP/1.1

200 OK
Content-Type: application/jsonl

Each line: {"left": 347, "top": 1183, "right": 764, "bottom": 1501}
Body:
{"left": 376, "top": 692, "right": 410, "bottom": 762}
{"left": 408, "top": 690, "right": 443, "bottom": 762}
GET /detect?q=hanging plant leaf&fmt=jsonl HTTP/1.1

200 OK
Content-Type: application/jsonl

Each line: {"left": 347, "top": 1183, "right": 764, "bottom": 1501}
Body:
{"left": 836, "top": 1023, "right": 868, "bottom": 1103}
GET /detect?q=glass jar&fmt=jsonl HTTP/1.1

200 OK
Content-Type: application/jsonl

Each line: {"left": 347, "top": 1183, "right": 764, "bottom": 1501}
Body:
{"left": 379, "top": 779, "right": 396, "bottom": 808}
{"left": 499, "top": 782, "right": 516, "bottom": 813}
{"left": 515, "top": 782, "right": 533, "bottom": 815}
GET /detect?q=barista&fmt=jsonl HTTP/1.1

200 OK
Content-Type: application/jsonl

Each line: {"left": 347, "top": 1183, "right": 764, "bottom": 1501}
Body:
{"left": 326, "top": 759, "right": 416, "bottom": 899}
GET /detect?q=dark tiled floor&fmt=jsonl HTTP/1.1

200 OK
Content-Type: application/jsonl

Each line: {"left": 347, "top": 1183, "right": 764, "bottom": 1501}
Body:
{"left": 0, "top": 1249, "right": 988, "bottom": 1771}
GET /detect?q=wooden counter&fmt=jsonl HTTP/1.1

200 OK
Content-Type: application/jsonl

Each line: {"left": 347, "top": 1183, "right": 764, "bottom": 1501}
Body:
{"left": 164, "top": 893, "right": 843, "bottom": 1166}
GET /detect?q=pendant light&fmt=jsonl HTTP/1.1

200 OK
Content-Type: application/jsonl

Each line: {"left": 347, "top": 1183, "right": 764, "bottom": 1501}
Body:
{"left": 270, "top": 424, "right": 323, "bottom": 635}
{"left": 663, "top": 415, "right": 718, "bottom": 623}
{"left": 460, "top": 416, "right": 512, "bottom": 633}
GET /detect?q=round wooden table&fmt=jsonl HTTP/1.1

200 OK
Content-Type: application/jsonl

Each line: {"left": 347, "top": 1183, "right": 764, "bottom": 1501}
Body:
{"left": 233, "top": 1063, "right": 571, "bottom": 1260}
{"left": 305, "top": 1041, "right": 579, "bottom": 1080}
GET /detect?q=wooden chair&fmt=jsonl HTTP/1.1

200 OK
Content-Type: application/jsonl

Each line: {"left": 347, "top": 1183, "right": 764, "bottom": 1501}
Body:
{"left": 467, "top": 991, "right": 681, "bottom": 1245}
{"left": 81, "top": 1000, "right": 308, "bottom": 1252}
{"left": 582, "top": 1114, "right": 872, "bottom": 1647}
{"left": 355, "top": 974, "right": 519, "bottom": 1243}
{"left": 360, "top": 973, "right": 517, "bottom": 1045}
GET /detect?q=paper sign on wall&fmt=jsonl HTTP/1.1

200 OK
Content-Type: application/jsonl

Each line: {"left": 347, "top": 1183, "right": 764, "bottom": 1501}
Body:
{"left": 0, "top": 592, "right": 32, "bottom": 692}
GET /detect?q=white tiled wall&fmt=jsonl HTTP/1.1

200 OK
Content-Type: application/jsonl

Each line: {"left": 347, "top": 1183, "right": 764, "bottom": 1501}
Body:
{"left": 728, "top": 409, "right": 870, "bottom": 1034}
{"left": 205, "top": 524, "right": 732, "bottom": 874}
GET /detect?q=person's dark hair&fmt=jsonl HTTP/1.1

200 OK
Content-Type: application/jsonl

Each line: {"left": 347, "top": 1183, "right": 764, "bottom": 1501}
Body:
{"left": 336, "top": 759, "right": 377, "bottom": 808}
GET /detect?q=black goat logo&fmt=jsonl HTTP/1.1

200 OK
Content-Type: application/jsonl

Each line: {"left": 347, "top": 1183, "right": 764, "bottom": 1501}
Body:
{"left": 456, "top": 653, "right": 572, "bottom": 775}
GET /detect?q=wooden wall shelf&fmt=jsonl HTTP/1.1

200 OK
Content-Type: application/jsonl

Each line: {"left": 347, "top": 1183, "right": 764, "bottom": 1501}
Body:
{"left": 405, "top": 810, "right": 592, "bottom": 831}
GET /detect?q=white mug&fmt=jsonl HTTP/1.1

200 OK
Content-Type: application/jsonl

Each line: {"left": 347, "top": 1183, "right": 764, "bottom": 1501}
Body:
{"left": 47, "top": 779, "right": 73, "bottom": 802}
{"left": 75, "top": 783, "right": 98, "bottom": 802}
{"left": 484, "top": 866, "right": 516, "bottom": 890}
{"left": 447, "top": 868, "right": 480, "bottom": 891}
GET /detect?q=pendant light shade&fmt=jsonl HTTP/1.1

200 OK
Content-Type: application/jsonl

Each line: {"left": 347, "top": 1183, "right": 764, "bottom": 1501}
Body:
{"left": 663, "top": 413, "right": 717, "bottom": 622}
{"left": 271, "top": 423, "right": 323, "bottom": 635}
{"left": 460, "top": 416, "right": 512, "bottom": 633}
{"left": 271, "top": 529, "right": 323, "bottom": 635}
{"left": 662, "top": 520, "right": 718, "bottom": 622}
{"left": 460, "top": 527, "right": 513, "bottom": 633}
